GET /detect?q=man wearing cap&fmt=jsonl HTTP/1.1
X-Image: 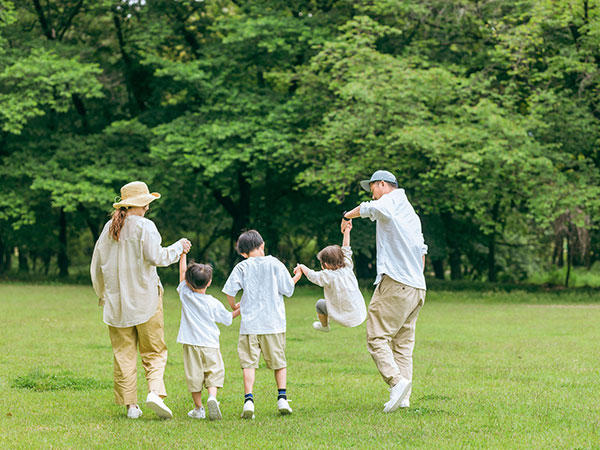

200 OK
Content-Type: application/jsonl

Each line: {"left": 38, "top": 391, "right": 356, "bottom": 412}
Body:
{"left": 91, "top": 181, "right": 192, "bottom": 419}
{"left": 342, "top": 170, "right": 427, "bottom": 413}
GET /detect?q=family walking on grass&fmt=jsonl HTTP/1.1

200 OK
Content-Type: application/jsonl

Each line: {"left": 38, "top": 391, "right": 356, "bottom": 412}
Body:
{"left": 90, "top": 170, "right": 427, "bottom": 420}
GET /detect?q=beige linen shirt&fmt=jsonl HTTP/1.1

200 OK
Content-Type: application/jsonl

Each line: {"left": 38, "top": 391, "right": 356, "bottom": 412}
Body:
{"left": 91, "top": 215, "right": 183, "bottom": 328}
{"left": 304, "top": 246, "right": 367, "bottom": 327}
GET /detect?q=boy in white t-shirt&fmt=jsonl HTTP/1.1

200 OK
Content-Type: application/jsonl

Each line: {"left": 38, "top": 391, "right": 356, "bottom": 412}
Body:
{"left": 177, "top": 252, "right": 240, "bottom": 420}
{"left": 294, "top": 220, "right": 366, "bottom": 331}
{"left": 222, "top": 230, "right": 301, "bottom": 419}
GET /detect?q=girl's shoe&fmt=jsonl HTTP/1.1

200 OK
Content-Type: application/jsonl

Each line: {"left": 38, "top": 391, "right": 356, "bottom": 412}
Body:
{"left": 313, "top": 321, "right": 330, "bottom": 332}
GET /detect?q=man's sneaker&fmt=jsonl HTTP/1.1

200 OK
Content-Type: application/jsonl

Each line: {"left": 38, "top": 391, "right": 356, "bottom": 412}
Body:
{"left": 146, "top": 391, "right": 173, "bottom": 419}
{"left": 127, "top": 405, "right": 142, "bottom": 419}
{"left": 383, "top": 378, "right": 411, "bottom": 413}
{"left": 277, "top": 398, "right": 292, "bottom": 415}
{"left": 207, "top": 397, "right": 222, "bottom": 421}
{"left": 400, "top": 398, "right": 410, "bottom": 408}
{"left": 241, "top": 400, "right": 255, "bottom": 419}
{"left": 312, "top": 321, "right": 330, "bottom": 332}
{"left": 187, "top": 406, "right": 205, "bottom": 419}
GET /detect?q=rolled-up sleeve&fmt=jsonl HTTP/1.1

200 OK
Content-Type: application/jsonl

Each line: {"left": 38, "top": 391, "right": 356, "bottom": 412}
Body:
{"left": 141, "top": 221, "right": 183, "bottom": 267}
{"left": 360, "top": 200, "right": 387, "bottom": 222}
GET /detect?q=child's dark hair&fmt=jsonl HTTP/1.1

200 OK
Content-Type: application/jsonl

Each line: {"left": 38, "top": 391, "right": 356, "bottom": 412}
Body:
{"left": 317, "top": 245, "right": 345, "bottom": 270}
{"left": 185, "top": 262, "right": 213, "bottom": 290}
{"left": 236, "top": 230, "right": 264, "bottom": 255}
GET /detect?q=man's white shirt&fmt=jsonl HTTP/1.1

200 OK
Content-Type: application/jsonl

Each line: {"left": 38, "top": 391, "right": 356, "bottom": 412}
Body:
{"left": 360, "top": 188, "right": 428, "bottom": 290}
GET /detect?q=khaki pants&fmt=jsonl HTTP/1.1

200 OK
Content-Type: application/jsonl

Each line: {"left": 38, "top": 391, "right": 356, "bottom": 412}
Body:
{"left": 108, "top": 297, "right": 167, "bottom": 405}
{"left": 366, "top": 275, "right": 425, "bottom": 393}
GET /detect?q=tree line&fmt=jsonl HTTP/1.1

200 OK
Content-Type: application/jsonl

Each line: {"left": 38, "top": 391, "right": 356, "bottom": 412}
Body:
{"left": 1, "top": 0, "right": 599, "bottom": 285}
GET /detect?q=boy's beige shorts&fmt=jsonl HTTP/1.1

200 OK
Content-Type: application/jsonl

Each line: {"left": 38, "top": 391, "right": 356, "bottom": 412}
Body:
{"left": 238, "top": 333, "right": 286, "bottom": 370}
{"left": 182, "top": 344, "right": 225, "bottom": 391}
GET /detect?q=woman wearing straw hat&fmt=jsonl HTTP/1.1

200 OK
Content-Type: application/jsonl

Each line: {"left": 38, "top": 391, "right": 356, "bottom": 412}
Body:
{"left": 91, "top": 181, "right": 191, "bottom": 419}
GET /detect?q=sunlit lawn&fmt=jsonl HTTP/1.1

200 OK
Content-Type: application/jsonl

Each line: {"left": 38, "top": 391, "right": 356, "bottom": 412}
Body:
{"left": 1, "top": 283, "right": 599, "bottom": 449}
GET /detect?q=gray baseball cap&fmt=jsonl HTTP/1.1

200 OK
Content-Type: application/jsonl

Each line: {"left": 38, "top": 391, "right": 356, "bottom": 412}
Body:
{"left": 360, "top": 170, "right": 398, "bottom": 192}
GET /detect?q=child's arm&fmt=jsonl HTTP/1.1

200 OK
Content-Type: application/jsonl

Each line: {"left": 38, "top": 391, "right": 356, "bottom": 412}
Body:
{"left": 179, "top": 252, "right": 187, "bottom": 283}
{"left": 232, "top": 308, "right": 241, "bottom": 319}
{"left": 227, "top": 295, "right": 239, "bottom": 310}
{"left": 292, "top": 265, "right": 303, "bottom": 284}
{"left": 342, "top": 219, "right": 352, "bottom": 247}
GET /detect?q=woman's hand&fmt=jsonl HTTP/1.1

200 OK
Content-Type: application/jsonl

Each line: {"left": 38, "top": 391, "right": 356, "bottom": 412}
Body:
{"left": 180, "top": 238, "right": 192, "bottom": 253}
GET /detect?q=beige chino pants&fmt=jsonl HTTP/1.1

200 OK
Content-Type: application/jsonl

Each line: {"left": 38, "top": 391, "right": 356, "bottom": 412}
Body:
{"left": 108, "top": 295, "right": 168, "bottom": 405}
{"left": 366, "top": 275, "right": 425, "bottom": 393}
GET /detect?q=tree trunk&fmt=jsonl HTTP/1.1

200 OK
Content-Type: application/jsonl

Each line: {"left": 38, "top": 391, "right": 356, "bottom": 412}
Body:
{"left": 18, "top": 247, "right": 29, "bottom": 273}
{"left": 565, "top": 234, "right": 572, "bottom": 287}
{"left": 553, "top": 236, "right": 564, "bottom": 267}
{"left": 432, "top": 259, "right": 445, "bottom": 280}
{"left": 487, "top": 201, "right": 500, "bottom": 283}
{"left": 487, "top": 232, "right": 497, "bottom": 282}
{"left": 449, "top": 250, "right": 462, "bottom": 280}
{"left": 58, "top": 209, "right": 69, "bottom": 278}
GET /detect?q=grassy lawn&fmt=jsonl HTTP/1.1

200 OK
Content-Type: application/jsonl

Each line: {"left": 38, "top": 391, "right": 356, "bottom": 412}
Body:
{"left": 1, "top": 283, "right": 599, "bottom": 449}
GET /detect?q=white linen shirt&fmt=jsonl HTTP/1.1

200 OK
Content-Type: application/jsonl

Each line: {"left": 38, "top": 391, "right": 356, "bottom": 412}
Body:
{"left": 360, "top": 188, "right": 428, "bottom": 290}
{"left": 222, "top": 255, "right": 295, "bottom": 335}
{"left": 90, "top": 215, "right": 183, "bottom": 328}
{"left": 304, "top": 246, "right": 366, "bottom": 327}
{"left": 176, "top": 281, "right": 232, "bottom": 348}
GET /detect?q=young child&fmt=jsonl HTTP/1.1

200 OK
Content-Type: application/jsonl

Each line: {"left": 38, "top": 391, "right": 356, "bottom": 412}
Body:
{"left": 222, "top": 230, "right": 301, "bottom": 419}
{"left": 294, "top": 219, "right": 366, "bottom": 331}
{"left": 177, "top": 252, "right": 240, "bottom": 420}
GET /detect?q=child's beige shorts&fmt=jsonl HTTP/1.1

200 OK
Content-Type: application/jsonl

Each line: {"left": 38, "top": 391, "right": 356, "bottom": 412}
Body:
{"left": 182, "top": 344, "right": 225, "bottom": 391}
{"left": 237, "top": 333, "right": 286, "bottom": 370}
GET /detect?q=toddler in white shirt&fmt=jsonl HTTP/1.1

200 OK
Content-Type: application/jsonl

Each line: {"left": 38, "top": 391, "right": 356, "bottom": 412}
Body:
{"left": 177, "top": 252, "right": 240, "bottom": 420}
{"left": 295, "top": 220, "right": 366, "bottom": 332}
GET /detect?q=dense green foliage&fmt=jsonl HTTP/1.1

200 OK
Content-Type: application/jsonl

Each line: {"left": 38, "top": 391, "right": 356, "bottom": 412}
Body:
{"left": 1, "top": 0, "right": 599, "bottom": 284}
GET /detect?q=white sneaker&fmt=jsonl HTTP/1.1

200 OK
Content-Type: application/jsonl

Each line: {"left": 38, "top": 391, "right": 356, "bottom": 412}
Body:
{"left": 127, "top": 405, "right": 142, "bottom": 419}
{"left": 187, "top": 406, "right": 205, "bottom": 419}
{"left": 383, "top": 378, "right": 411, "bottom": 413}
{"left": 241, "top": 400, "right": 255, "bottom": 419}
{"left": 400, "top": 398, "right": 410, "bottom": 408}
{"left": 207, "top": 396, "right": 222, "bottom": 421}
{"left": 277, "top": 398, "right": 292, "bottom": 415}
{"left": 312, "top": 321, "right": 330, "bottom": 332}
{"left": 146, "top": 391, "right": 173, "bottom": 419}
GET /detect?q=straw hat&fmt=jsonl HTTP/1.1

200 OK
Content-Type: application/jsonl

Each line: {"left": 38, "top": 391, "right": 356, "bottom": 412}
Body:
{"left": 112, "top": 181, "right": 161, "bottom": 209}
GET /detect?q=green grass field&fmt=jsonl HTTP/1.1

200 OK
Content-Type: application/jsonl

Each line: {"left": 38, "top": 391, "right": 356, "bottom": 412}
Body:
{"left": 1, "top": 283, "right": 599, "bottom": 449}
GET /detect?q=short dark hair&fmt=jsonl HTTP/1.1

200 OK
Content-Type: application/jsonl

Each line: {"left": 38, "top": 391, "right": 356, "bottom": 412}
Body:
{"left": 236, "top": 230, "right": 264, "bottom": 255}
{"left": 371, "top": 180, "right": 398, "bottom": 189}
{"left": 317, "top": 245, "right": 345, "bottom": 270}
{"left": 185, "top": 262, "right": 213, "bottom": 290}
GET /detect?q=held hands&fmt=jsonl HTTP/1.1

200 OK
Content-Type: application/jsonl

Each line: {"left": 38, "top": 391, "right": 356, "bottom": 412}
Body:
{"left": 180, "top": 238, "right": 192, "bottom": 254}
{"left": 341, "top": 219, "right": 352, "bottom": 234}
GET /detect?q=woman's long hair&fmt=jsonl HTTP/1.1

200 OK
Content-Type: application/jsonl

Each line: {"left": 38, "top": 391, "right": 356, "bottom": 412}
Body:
{"left": 109, "top": 208, "right": 128, "bottom": 241}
